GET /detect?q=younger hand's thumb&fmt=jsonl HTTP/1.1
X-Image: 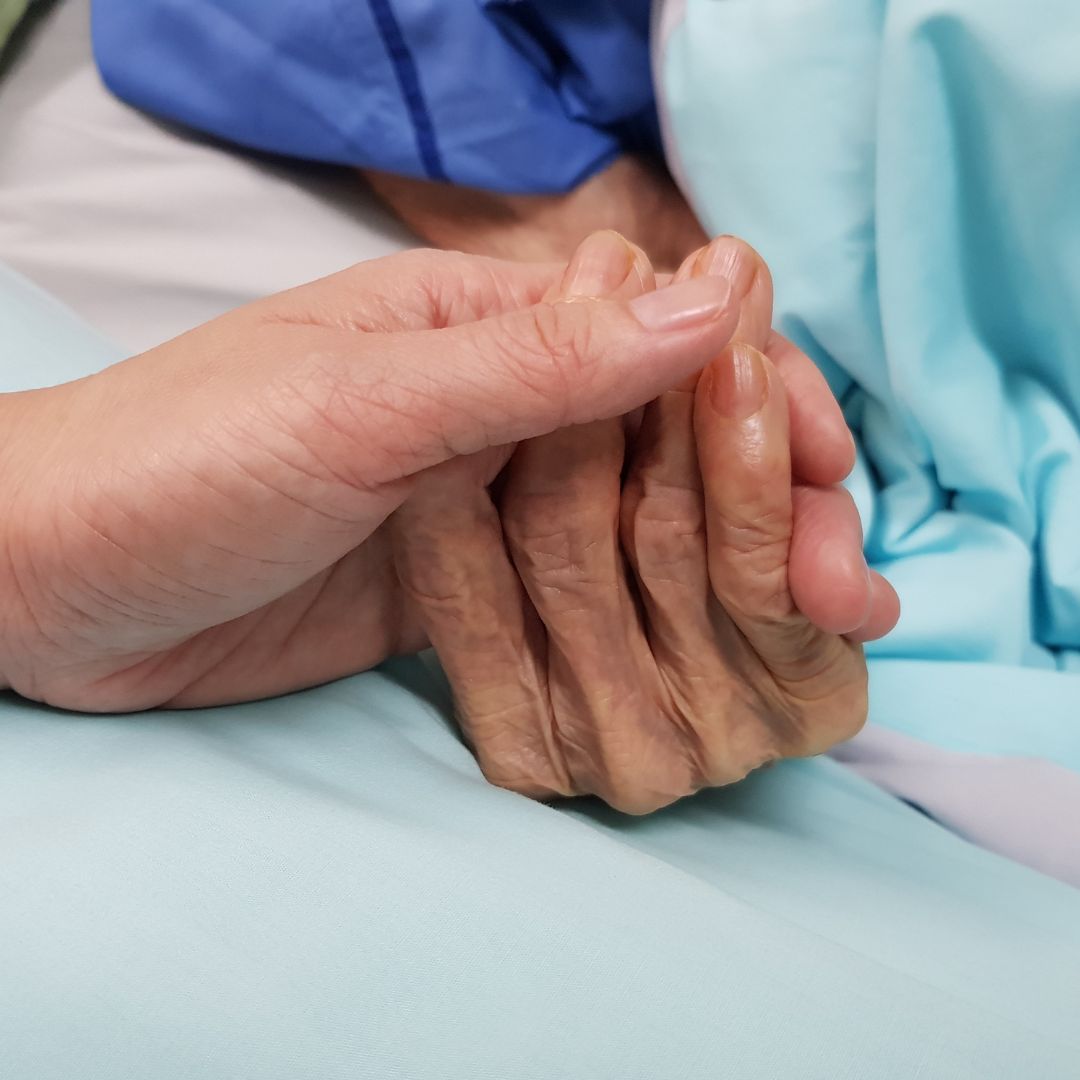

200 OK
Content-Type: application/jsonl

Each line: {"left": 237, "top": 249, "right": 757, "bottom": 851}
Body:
{"left": 348, "top": 274, "right": 739, "bottom": 484}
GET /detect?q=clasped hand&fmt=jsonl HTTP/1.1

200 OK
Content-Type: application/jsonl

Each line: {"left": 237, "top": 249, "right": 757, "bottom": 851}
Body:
{"left": 0, "top": 232, "right": 897, "bottom": 812}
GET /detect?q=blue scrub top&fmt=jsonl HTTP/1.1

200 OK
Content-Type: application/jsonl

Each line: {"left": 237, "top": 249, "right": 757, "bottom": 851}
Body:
{"left": 91, "top": 0, "right": 658, "bottom": 194}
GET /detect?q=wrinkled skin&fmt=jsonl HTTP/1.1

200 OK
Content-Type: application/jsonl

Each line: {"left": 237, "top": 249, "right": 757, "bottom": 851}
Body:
{"left": 0, "top": 235, "right": 897, "bottom": 814}
{"left": 0, "top": 242, "right": 746, "bottom": 713}
{"left": 364, "top": 155, "right": 708, "bottom": 270}
{"left": 395, "top": 233, "right": 898, "bottom": 813}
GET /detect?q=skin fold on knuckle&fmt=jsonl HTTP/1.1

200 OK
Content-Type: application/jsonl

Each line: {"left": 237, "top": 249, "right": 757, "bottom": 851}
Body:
{"left": 495, "top": 303, "right": 609, "bottom": 426}
{"left": 397, "top": 563, "right": 477, "bottom": 623}
{"left": 582, "top": 751, "right": 688, "bottom": 815}
{"left": 786, "top": 647, "right": 869, "bottom": 736}
{"left": 501, "top": 500, "right": 621, "bottom": 614}
{"left": 759, "top": 641, "right": 870, "bottom": 755}
{"left": 564, "top": 704, "right": 703, "bottom": 816}
{"left": 599, "top": 743, "right": 704, "bottom": 815}
{"left": 688, "top": 650, "right": 823, "bottom": 769}
{"left": 411, "top": 255, "right": 529, "bottom": 329}
{"left": 715, "top": 500, "right": 790, "bottom": 559}
{"left": 479, "top": 753, "right": 571, "bottom": 802}
{"left": 770, "top": 690, "right": 868, "bottom": 759}
{"left": 289, "top": 249, "right": 448, "bottom": 333}
{"left": 412, "top": 260, "right": 473, "bottom": 329}
{"left": 427, "top": 611, "right": 576, "bottom": 799}
{"left": 498, "top": 650, "right": 710, "bottom": 814}
{"left": 651, "top": 654, "right": 776, "bottom": 789}
{"left": 710, "top": 522, "right": 794, "bottom": 622}
{"left": 287, "top": 345, "right": 500, "bottom": 481}
{"left": 516, "top": 553, "right": 620, "bottom": 608}
{"left": 468, "top": 705, "right": 575, "bottom": 801}
{"left": 271, "top": 349, "right": 419, "bottom": 487}
{"left": 622, "top": 479, "right": 706, "bottom": 581}
{"left": 395, "top": 555, "right": 529, "bottom": 682}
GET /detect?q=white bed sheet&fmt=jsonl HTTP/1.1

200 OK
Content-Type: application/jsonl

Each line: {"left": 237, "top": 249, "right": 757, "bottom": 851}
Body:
{"left": 0, "top": 0, "right": 415, "bottom": 353}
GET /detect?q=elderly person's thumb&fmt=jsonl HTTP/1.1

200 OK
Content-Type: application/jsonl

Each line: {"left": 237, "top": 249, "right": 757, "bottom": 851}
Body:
{"left": 327, "top": 272, "right": 740, "bottom": 487}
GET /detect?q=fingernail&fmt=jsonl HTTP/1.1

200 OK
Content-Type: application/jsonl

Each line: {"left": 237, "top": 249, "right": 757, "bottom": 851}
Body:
{"left": 674, "top": 237, "right": 728, "bottom": 283}
{"left": 562, "top": 230, "right": 636, "bottom": 297}
{"left": 629, "top": 276, "right": 733, "bottom": 332}
{"left": 699, "top": 236, "right": 739, "bottom": 279}
{"left": 710, "top": 343, "right": 768, "bottom": 419}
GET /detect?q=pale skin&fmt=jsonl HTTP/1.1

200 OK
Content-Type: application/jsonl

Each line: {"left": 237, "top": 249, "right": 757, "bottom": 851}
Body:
{"left": 0, "top": 233, "right": 897, "bottom": 813}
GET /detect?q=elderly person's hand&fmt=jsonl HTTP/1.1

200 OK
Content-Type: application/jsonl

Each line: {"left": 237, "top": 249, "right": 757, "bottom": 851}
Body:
{"left": 394, "top": 232, "right": 900, "bottom": 813}
{"left": 0, "top": 246, "right": 739, "bottom": 712}
{"left": 364, "top": 156, "right": 708, "bottom": 271}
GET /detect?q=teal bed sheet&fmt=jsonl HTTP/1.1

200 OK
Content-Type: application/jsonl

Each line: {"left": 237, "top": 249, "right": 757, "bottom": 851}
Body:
{"left": 1, "top": 260, "right": 1079, "bottom": 1076}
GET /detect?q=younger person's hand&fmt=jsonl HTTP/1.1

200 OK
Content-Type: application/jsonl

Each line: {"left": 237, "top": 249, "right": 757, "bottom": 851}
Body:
{"left": 0, "top": 245, "right": 739, "bottom": 711}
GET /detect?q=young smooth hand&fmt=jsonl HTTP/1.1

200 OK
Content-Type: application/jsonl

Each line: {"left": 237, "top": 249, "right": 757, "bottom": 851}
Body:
{"left": 0, "top": 245, "right": 739, "bottom": 714}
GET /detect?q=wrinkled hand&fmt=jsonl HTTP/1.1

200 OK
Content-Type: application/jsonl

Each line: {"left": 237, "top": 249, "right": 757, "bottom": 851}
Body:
{"left": 394, "top": 232, "right": 899, "bottom": 813}
{"left": 0, "top": 245, "right": 738, "bottom": 711}
{"left": 364, "top": 155, "right": 708, "bottom": 270}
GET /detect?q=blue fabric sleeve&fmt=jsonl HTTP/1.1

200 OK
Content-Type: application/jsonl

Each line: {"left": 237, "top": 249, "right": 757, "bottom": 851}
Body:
{"left": 90, "top": 0, "right": 657, "bottom": 194}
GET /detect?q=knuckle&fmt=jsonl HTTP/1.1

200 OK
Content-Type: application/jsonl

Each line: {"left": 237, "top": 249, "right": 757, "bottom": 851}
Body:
{"left": 483, "top": 308, "right": 575, "bottom": 426}
{"left": 711, "top": 511, "right": 794, "bottom": 618}
{"left": 591, "top": 748, "right": 693, "bottom": 815}
{"left": 769, "top": 644, "right": 870, "bottom": 754}
{"left": 530, "top": 302, "right": 595, "bottom": 381}
{"left": 776, "top": 633, "right": 861, "bottom": 690}
{"left": 271, "top": 350, "right": 420, "bottom": 488}
{"left": 418, "top": 252, "right": 514, "bottom": 328}
{"left": 688, "top": 692, "right": 777, "bottom": 787}
{"left": 501, "top": 496, "right": 619, "bottom": 603}
{"left": 361, "top": 249, "right": 453, "bottom": 324}
{"left": 636, "top": 474, "right": 704, "bottom": 527}
{"left": 414, "top": 261, "right": 470, "bottom": 329}
{"left": 463, "top": 701, "right": 576, "bottom": 800}
{"left": 600, "top": 758, "right": 701, "bottom": 815}
{"left": 364, "top": 249, "right": 500, "bottom": 329}
{"left": 623, "top": 478, "right": 706, "bottom": 575}
{"left": 626, "top": 518, "right": 706, "bottom": 586}
{"left": 480, "top": 754, "right": 569, "bottom": 802}
{"left": 589, "top": 734, "right": 701, "bottom": 817}
{"left": 512, "top": 542, "right": 620, "bottom": 612}
{"left": 500, "top": 303, "right": 600, "bottom": 420}
{"left": 719, "top": 507, "right": 791, "bottom": 561}
{"left": 819, "top": 663, "right": 870, "bottom": 743}
{"left": 606, "top": 787, "right": 677, "bottom": 816}
{"left": 713, "top": 565, "right": 794, "bottom": 624}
